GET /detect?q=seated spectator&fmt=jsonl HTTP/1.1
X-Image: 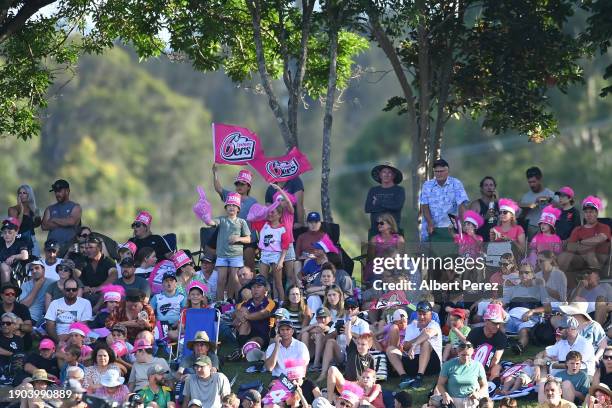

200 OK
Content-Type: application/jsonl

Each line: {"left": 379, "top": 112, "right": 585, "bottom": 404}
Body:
{"left": 554, "top": 186, "right": 581, "bottom": 242}
{"left": 326, "top": 332, "right": 377, "bottom": 396}
{"left": 200, "top": 253, "right": 219, "bottom": 302}
{"left": 436, "top": 341, "right": 488, "bottom": 408}
{"left": 44, "top": 277, "right": 92, "bottom": 342}
{"left": 488, "top": 253, "right": 520, "bottom": 289}
{"left": 128, "top": 211, "right": 172, "bottom": 260}
{"left": 535, "top": 316, "right": 596, "bottom": 376}
{"left": 449, "top": 210, "right": 484, "bottom": 262}
{"left": 586, "top": 384, "right": 612, "bottom": 408}
{"left": 467, "top": 303, "right": 508, "bottom": 381}
{"left": 535, "top": 251, "right": 568, "bottom": 302}
{"left": 571, "top": 268, "right": 612, "bottom": 325}
{"left": 233, "top": 275, "right": 276, "bottom": 350}
{"left": 301, "top": 306, "right": 335, "bottom": 372}
{"left": 57, "top": 322, "right": 93, "bottom": 365}
{"left": 559, "top": 196, "right": 611, "bottom": 282}
{"left": 0, "top": 312, "right": 24, "bottom": 368}
{"left": 89, "top": 285, "right": 124, "bottom": 329}
{"left": 327, "top": 368, "right": 383, "bottom": 408}
{"left": 93, "top": 368, "right": 130, "bottom": 404}
{"left": 178, "top": 331, "right": 220, "bottom": 377}
{"left": 180, "top": 281, "right": 210, "bottom": 331}
{"left": 59, "top": 345, "right": 84, "bottom": 384}
{"left": 114, "top": 257, "right": 151, "bottom": 302}
{"left": 64, "top": 235, "right": 89, "bottom": 273}
{"left": 106, "top": 288, "right": 155, "bottom": 343}
{"left": 128, "top": 338, "right": 170, "bottom": 392}
{"left": 139, "top": 364, "right": 174, "bottom": 408}
{"left": 221, "top": 393, "right": 240, "bottom": 408}
{"left": 44, "top": 259, "right": 83, "bottom": 310}
{"left": 497, "top": 358, "right": 537, "bottom": 396}
{"left": 388, "top": 301, "right": 442, "bottom": 389}
{"left": 19, "top": 260, "right": 54, "bottom": 326}
{"left": 442, "top": 308, "right": 471, "bottom": 362}
{"left": 41, "top": 239, "right": 62, "bottom": 281}
{"left": 305, "top": 262, "right": 337, "bottom": 314}
{"left": 134, "top": 246, "right": 158, "bottom": 277}
{"left": 84, "top": 343, "right": 123, "bottom": 392}
{"left": 151, "top": 272, "right": 185, "bottom": 340}
{"left": 116, "top": 241, "right": 137, "bottom": 276}
{"left": 81, "top": 236, "right": 118, "bottom": 311}
{"left": 0, "top": 217, "right": 29, "bottom": 284}
{"left": 489, "top": 198, "right": 526, "bottom": 254}
{"left": 173, "top": 250, "right": 207, "bottom": 295}
{"left": 24, "top": 338, "right": 60, "bottom": 381}
{"left": 317, "top": 297, "right": 370, "bottom": 382}
{"left": 295, "top": 211, "right": 327, "bottom": 265}
{"left": 374, "top": 308, "right": 408, "bottom": 352}
{"left": 281, "top": 285, "right": 310, "bottom": 336}
{"left": 538, "top": 376, "right": 577, "bottom": 408}
{"left": 558, "top": 302, "right": 607, "bottom": 361}
{"left": 364, "top": 212, "right": 405, "bottom": 283}
{"left": 553, "top": 351, "right": 590, "bottom": 405}
{"left": 182, "top": 356, "right": 231, "bottom": 408}
{"left": 591, "top": 346, "right": 612, "bottom": 394}
{"left": 302, "top": 240, "right": 352, "bottom": 301}
{"left": 18, "top": 369, "right": 56, "bottom": 407}
{"left": 264, "top": 319, "right": 310, "bottom": 378}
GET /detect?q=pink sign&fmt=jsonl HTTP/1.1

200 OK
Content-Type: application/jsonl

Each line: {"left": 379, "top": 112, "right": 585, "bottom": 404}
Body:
{"left": 148, "top": 260, "right": 176, "bottom": 294}
{"left": 249, "top": 147, "right": 312, "bottom": 182}
{"left": 262, "top": 376, "right": 296, "bottom": 405}
{"left": 213, "top": 123, "right": 263, "bottom": 165}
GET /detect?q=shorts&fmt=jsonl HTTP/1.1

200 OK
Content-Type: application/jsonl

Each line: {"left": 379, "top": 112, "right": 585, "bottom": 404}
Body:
{"left": 260, "top": 251, "right": 282, "bottom": 265}
{"left": 215, "top": 256, "right": 244, "bottom": 268}
{"left": 505, "top": 316, "right": 537, "bottom": 333}
{"left": 401, "top": 349, "right": 441, "bottom": 376}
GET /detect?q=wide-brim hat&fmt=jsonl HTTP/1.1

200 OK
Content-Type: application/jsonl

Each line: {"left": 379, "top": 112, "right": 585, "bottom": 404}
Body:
{"left": 593, "top": 383, "right": 612, "bottom": 399}
{"left": 371, "top": 162, "right": 403, "bottom": 184}
{"left": 187, "top": 330, "right": 217, "bottom": 351}
{"left": 100, "top": 369, "right": 125, "bottom": 387}
{"left": 30, "top": 369, "right": 54, "bottom": 384}
{"left": 559, "top": 302, "right": 592, "bottom": 321}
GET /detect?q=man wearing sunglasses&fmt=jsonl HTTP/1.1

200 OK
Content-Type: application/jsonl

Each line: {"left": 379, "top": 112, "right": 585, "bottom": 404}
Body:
{"left": 44, "top": 277, "right": 92, "bottom": 342}
{"left": 41, "top": 179, "right": 82, "bottom": 252}
{"left": 128, "top": 211, "right": 173, "bottom": 261}
{"left": 0, "top": 282, "right": 32, "bottom": 349}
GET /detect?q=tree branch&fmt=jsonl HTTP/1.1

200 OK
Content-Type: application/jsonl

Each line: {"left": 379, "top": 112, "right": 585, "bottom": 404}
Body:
{"left": 0, "top": 0, "right": 58, "bottom": 44}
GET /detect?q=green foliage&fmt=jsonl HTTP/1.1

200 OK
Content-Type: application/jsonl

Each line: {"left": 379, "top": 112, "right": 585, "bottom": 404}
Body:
{"left": 582, "top": 0, "right": 612, "bottom": 96}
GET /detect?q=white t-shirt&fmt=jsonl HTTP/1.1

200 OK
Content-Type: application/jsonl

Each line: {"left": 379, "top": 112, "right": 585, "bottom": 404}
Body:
{"left": 349, "top": 317, "right": 370, "bottom": 336}
{"left": 546, "top": 334, "right": 596, "bottom": 375}
{"left": 404, "top": 319, "right": 443, "bottom": 362}
{"left": 265, "top": 338, "right": 310, "bottom": 377}
{"left": 43, "top": 258, "right": 62, "bottom": 281}
{"left": 44, "top": 297, "right": 93, "bottom": 335}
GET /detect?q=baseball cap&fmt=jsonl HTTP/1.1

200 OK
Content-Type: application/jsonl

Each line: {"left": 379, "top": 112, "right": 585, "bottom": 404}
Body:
{"left": 242, "top": 390, "right": 261, "bottom": 403}
{"left": 274, "top": 308, "right": 290, "bottom": 320}
{"left": 201, "top": 253, "right": 216, "bottom": 263}
{"left": 188, "top": 399, "right": 203, "bottom": 408}
{"left": 28, "top": 260, "right": 45, "bottom": 271}
{"left": 556, "top": 186, "right": 575, "bottom": 198}
{"left": 49, "top": 179, "right": 70, "bottom": 192}
{"left": 416, "top": 301, "right": 433, "bottom": 312}
{"left": 39, "top": 338, "right": 56, "bottom": 351}
{"left": 162, "top": 272, "right": 177, "bottom": 282}
{"left": 316, "top": 307, "right": 331, "bottom": 318}
{"left": 392, "top": 309, "right": 408, "bottom": 322}
{"left": 277, "top": 319, "right": 293, "bottom": 329}
{"left": 457, "top": 341, "right": 474, "bottom": 349}
{"left": 2, "top": 217, "right": 20, "bottom": 230}
{"left": 194, "top": 355, "right": 212, "bottom": 366}
{"left": 147, "top": 364, "right": 168, "bottom": 377}
{"left": 249, "top": 275, "right": 267, "bottom": 288}
{"left": 119, "top": 257, "right": 136, "bottom": 267}
{"left": 307, "top": 211, "right": 321, "bottom": 222}
{"left": 450, "top": 308, "right": 466, "bottom": 320}
{"left": 558, "top": 315, "right": 579, "bottom": 329}
{"left": 44, "top": 239, "right": 60, "bottom": 251}
{"left": 483, "top": 303, "right": 505, "bottom": 323}
{"left": 345, "top": 297, "right": 359, "bottom": 309}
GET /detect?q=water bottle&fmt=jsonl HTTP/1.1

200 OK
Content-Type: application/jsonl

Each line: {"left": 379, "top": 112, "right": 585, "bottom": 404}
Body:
{"left": 223, "top": 290, "right": 228, "bottom": 302}
{"left": 488, "top": 201, "right": 495, "bottom": 224}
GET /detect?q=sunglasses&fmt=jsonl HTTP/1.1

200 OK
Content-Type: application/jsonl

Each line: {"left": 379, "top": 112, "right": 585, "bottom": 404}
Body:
{"left": 1, "top": 321, "right": 13, "bottom": 326}
{"left": 2, "top": 292, "right": 16, "bottom": 297}
{"left": 78, "top": 233, "right": 90, "bottom": 238}
{"left": 234, "top": 182, "right": 247, "bottom": 186}
{"left": 131, "top": 222, "right": 144, "bottom": 228}
{"left": 500, "top": 210, "right": 511, "bottom": 215}
{"left": 377, "top": 221, "right": 386, "bottom": 226}
{"left": 339, "top": 401, "right": 353, "bottom": 408}
{"left": 64, "top": 287, "right": 78, "bottom": 292}
{"left": 346, "top": 305, "right": 359, "bottom": 309}
{"left": 603, "top": 355, "right": 612, "bottom": 360}
{"left": 57, "top": 266, "right": 72, "bottom": 272}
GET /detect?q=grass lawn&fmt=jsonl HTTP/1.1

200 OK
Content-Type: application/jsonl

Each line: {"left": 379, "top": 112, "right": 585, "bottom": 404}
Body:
{"left": 216, "top": 343, "right": 544, "bottom": 407}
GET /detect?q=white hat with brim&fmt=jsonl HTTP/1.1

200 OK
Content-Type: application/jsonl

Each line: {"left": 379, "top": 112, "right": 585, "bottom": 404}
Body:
{"left": 188, "top": 399, "right": 203, "bottom": 407}
{"left": 100, "top": 369, "right": 125, "bottom": 387}
{"left": 559, "top": 302, "right": 592, "bottom": 321}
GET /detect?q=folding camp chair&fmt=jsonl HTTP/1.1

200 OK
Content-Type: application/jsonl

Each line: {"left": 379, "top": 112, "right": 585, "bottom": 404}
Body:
{"left": 171, "top": 308, "right": 221, "bottom": 362}
{"left": 162, "top": 233, "right": 177, "bottom": 252}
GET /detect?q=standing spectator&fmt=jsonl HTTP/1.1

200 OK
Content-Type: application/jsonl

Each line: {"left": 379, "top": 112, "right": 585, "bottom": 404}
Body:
{"left": 0, "top": 217, "right": 29, "bottom": 284}
{"left": 200, "top": 254, "right": 219, "bottom": 302}
{"left": 467, "top": 303, "right": 508, "bottom": 381}
{"left": 518, "top": 167, "right": 555, "bottom": 240}
{"left": 213, "top": 166, "right": 258, "bottom": 269}
{"left": 44, "top": 277, "right": 92, "bottom": 341}
{"left": 8, "top": 184, "right": 42, "bottom": 257}
{"left": 41, "top": 179, "right": 82, "bottom": 252}
{"left": 388, "top": 301, "right": 442, "bottom": 389}
{"left": 436, "top": 341, "right": 488, "bottom": 408}
{"left": 19, "top": 260, "right": 54, "bottom": 325}
{"left": 41, "top": 239, "right": 62, "bottom": 281}
{"left": 265, "top": 176, "right": 306, "bottom": 228}
{"left": 128, "top": 211, "right": 173, "bottom": 260}
{"left": 469, "top": 176, "right": 498, "bottom": 242}
{"left": 81, "top": 236, "right": 118, "bottom": 309}
{"left": 420, "top": 159, "right": 469, "bottom": 244}
{"left": 182, "top": 355, "right": 231, "bottom": 408}
{"left": 490, "top": 198, "right": 526, "bottom": 254}
{"left": 554, "top": 187, "right": 581, "bottom": 241}
{"left": 365, "top": 162, "right": 405, "bottom": 238}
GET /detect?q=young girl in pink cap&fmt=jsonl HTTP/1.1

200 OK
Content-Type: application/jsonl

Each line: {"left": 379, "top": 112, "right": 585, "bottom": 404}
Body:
{"left": 528, "top": 205, "right": 562, "bottom": 267}
{"left": 490, "top": 198, "right": 526, "bottom": 253}
{"left": 449, "top": 210, "right": 485, "bottom": 259}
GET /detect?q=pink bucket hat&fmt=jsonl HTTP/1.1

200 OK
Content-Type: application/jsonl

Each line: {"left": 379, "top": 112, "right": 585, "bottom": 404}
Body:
{"left": 463, "top": 210, "right": 484, "bottom": 229}
{"left": 172, "top": 250, "right": 192, "bottom": 270}
{"left": 131, "top": 338, "right": 153, "bottom": 353}
{"left": 101, "top": 285, "right": 125, "bottom": 303}
{"left": 234, "top": 169, "right": 253, "bottom": 186}
{"left": 187, "top": 280, "right": 209, "bottom": 294}
{"left": 539, "top": 205, "right": 562, "bottom": 228}
{"left": 134, "top": 211, "right": 152, "bottom": 226}
{"left": 39, "top": 338, "right": 56, "bottom": 351}
{"left": 556, "top": 186, "right": 575, "bottom": 199}
{"left": 483, "top": 303, "right": 505, "bottom": 323}
{"left": 339, "top": 382, "right": 364, "bottom": 405}
{"left": 582, "top": 195, "right": 603, "bottom": 212}
{"left": 69, "top": 322, "right": 91, "bottom": 337}
{"left": 498, "top": 198, "right": 519, "bottom": 215}
{"left": 120, "top": 241, "right": 137, "bottom": 256}
{"left": 225, "top": 192, "right": 241, "bottom": 208}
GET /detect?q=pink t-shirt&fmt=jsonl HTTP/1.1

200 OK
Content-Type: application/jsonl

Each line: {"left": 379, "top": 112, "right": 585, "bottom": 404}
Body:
{"left": 453, "top": 233, "right": 483, "bottom": 258}
{"left": 529, "top": 232, "right": 562, "bottom": 254}
{"left": 492, "top": 225, "right": 525, "bottom": 242}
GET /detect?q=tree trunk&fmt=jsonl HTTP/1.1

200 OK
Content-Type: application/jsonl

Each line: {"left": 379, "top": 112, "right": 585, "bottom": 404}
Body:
{"left": 321, "top": 9, "right": 340, "bottom": 224}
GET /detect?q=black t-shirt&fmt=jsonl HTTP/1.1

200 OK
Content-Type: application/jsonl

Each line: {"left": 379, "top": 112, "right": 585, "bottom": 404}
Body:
{"left": 299, "top": 378, "right": 318, "bottom": 405}
{"left": 364, "top": 185, "right": 405, "bottom": 235}
{"left": 0, "top": 238, "right": 28, "bottom": 263}
{"left": 0, "top": 334, "right": 24, "bottom": 365}
{"left": 81, "top": 255, "right": 116, "bottom": 287}
{"left": 555, "top": 207, "right": 581, "bottom": 241}
{"left": 2, "top": 302, "right": 32, "bottom": 323}
{"left": 599, "top": 360, "right": 612, "bottom": 387}
{"left": 25, "top": 353, "right": 60, "bottom": 377}
{"left": 129, "top": 235, "right": 171, "bottom": 260}
{"left": 467, "top": 326, "right": 508, "bottom": 351}
{"left": 65, "top": 252, "right": 89, "bottom": 271}
{"left": 344, "top": 350, "right": 375, "bottom": 381}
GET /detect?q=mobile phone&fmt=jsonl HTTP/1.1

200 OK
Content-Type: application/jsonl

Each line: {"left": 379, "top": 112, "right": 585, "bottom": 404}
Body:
{"left": 448, "top": 213, "right": 458, "bottom": 232}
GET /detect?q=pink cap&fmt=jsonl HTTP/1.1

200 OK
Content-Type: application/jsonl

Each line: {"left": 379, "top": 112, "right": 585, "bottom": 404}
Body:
{"left": 2, "top": 217, "right": 20, "bottom": 229}
{"left": 539, "top": 205, "right": 562, "bottom": 228}
{"left": 234, "top": 169, "right": 253, "bottom": 186}
{"left": 463, "top": 210, "right": 484, "bottom": 229}
{"left": 131, "top": 338, "right": 153, "bottom": 353}
{"left": 134, "top": 211, "right": 152, "bottom": 226}
{"left": 483, "top": 303, "right": 505, "bottom": 323}
{"left": 111, "top": 340, "right": 128, "bottom": 358}
{"left": 284, "top": 359, "right": 307, "bottom": 380}
{"left": 582, "top": 195, "right": 603, "bottom": 212}
{"left": 498, "top": 198, "right": 519, "bottom": 215}
{"left": 39, "top": 338, "right": 56, "bottom": 351}
{"left": 557, "top": 186, "right": 574, "bottom": 199}
{"left": 242, "top": 341, "right": 261, "bottom": 357}
{"left": 101, "top": 285, "right": 125, "bottom": 303}
{"left": 224, "top": 192, "right": 241, "bottom": 208}
{"left": 172, "top": 250, "right": 192, "bottom": 270}
{"left": 69, "top": 322, "right": 91, "bottom": 337}
{"left": 339, "top": 382, "right": 364, "bottom": 405}
{"left": 120, "top": 241, "right": 137, "bottom": 256}
{"left": 187, "top": 280, "right": 209, "bottom": 294}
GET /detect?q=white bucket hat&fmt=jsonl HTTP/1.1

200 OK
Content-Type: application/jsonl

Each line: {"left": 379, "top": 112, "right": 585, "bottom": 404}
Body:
{"left": 100, "top": 369, "right": 125, "bottom": 387}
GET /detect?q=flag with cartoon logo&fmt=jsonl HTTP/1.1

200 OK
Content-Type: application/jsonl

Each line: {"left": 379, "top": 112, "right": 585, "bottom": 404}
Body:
{"left": 213, "top": 123, "right": 264, "bottom": 165}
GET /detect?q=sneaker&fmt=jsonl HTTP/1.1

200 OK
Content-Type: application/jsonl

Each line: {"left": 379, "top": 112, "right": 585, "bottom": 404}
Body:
{"left": 398, "top": 375, "right": 414, "bottom": 389}
{"left": 511, "top": 341, "right": 524, "bottom": 355}
{"left": 307, "top": 365, "right": 322, "bottom": 372}
{"left": 245, "top": 365, "right": 259, "bottom": 373}
{"left": 409, "top": 377, "right": 422, "bottom": 388}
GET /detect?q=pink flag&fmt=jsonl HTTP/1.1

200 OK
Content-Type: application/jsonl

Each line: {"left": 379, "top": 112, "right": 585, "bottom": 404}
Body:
{"left": 213, "top": 123, "right": 264, "bottom": 165}
{"left": 249, "top": 147, "right": 312, "bottom": 182}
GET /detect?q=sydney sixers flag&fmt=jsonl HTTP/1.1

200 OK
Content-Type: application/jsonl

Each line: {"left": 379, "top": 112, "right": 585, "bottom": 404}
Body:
{"left": 213, "top": 123, "right": 264, "bottom": 165}
{"left": 249, "top": 146, "right": 313, "bottom": 182}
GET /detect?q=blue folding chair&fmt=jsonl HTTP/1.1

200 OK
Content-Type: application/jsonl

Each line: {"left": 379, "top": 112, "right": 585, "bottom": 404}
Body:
{"left": 163, "top": 233, "right": 177, "bottom": 252}
{"left": 174, "top": 308, "right": 221, "bottom": 361}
